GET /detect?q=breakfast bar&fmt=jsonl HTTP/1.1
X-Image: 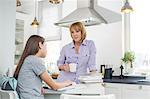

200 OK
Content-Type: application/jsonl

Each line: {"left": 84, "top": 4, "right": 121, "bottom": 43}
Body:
{"left": 44, "top": 83, "right": 105, "bottom": 99}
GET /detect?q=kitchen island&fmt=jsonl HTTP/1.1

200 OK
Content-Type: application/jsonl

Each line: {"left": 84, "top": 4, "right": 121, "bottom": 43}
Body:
{"left": 44, "top": 83, "right": 105, "bottom": 99}
{"left": 103, "top": 76, "right": 150, "bottom": 99}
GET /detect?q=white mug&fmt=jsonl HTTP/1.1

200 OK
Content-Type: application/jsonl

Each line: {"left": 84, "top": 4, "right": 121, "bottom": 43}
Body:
{"left": 69, "top": 63, "right": 77, "bottom": 72}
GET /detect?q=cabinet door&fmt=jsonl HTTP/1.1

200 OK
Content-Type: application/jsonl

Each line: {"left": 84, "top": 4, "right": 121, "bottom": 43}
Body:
{"left": 122, "top": 84, "right": 150, "bottom": 99}
{"left": 15, "top": 12, "right": 28, "bottom": 65}
{"left": 103, "top": 83, "right": 122, "bottom": 99}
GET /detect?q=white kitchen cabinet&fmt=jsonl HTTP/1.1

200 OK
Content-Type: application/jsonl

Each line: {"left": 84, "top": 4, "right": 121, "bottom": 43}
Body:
{"left": 103, "top": 83, "right": 122, "bottom": 99}
{"left": 15, "top": 12, "right": 29, "bottom": 65}
{"left": 122, "top": 84, "right": 150, "bottom": 99}
{"left": 104, "top": 83, "right": 150, "bottom": 99}
{"left": 15, "top": 19, "right": 24, "bottom": 65}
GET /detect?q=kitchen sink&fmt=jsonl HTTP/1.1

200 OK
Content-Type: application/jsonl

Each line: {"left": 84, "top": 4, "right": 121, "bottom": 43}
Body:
{"left": 137, "top": 79, "right": 150, "bottom": 83}
{"left": 111, "top": 75, "right": 145, "bottom": 79}
{"left": 103, "top": 75, "right": 150, "bottom": 84}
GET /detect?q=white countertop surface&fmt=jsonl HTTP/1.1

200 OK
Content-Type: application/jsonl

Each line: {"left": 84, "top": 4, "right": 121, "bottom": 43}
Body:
{"left": 44, "top": 83, "right": 105, "bottom": 95}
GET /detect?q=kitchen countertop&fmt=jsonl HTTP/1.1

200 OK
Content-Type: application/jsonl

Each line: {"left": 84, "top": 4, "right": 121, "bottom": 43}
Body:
{"left": 103, "top": 76, "right": 150, "bottom": 85}
{"left": 44, "top": 83, "right": 105, "bottom": 99}
{"left": 44, "top": 83, "right": 104, "bottom": 95}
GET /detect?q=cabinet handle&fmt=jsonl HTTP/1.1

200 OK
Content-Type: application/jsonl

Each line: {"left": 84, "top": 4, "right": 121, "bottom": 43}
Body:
{"left": 101, "top": 83, "right": 106, "bottom": 87}
{"left": 138, "top": 85, "right": 142, "bottom": 90}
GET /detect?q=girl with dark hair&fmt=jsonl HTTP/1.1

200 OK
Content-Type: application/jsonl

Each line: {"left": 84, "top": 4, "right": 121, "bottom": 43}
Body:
{"left": 14, "top": 35, "right": 72, "bottom": 99}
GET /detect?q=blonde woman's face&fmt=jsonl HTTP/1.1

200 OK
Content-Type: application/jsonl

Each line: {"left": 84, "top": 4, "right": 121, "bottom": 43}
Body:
{"left": 70, "top": 27, "right": 82, "bottom": 43}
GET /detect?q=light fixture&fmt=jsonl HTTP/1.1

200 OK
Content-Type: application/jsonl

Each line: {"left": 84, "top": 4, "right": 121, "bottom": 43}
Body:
{"left": 31, "top": 0, "right": 39, "bottom": 28}
{"left": 121, "top": 0, "right": 133, "bottom": 13}
{"left": 16, "top": 0, "right": 21, "bottom": 7}
{"left": 31, "top": 17, "right": 39, "bottom": 28}
{"left": 49, "top": 0, "right": 64, "bottom": 4}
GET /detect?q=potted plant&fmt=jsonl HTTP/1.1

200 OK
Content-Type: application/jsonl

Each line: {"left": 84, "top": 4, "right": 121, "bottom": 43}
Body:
{"left": 122, "top": 51, "right": 135, "bottom": 68}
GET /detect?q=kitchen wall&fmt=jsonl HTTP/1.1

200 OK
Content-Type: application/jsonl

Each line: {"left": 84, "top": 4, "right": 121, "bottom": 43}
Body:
{"left": 0, "top": 0, "right": 36, "bottom": 76}
{"left": 0, "top": 0, "right": 123, "bottom": 75}
{"left": 60, "top": 0, "right": 123, "bottom": 74}
{"left": 0, "top": 0, "right": 16, "bottom": 76}
{"left": 20, "top": 0, "right": 123, "bottom": 74}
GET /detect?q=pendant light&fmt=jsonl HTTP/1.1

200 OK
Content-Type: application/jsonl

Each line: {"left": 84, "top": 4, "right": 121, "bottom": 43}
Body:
{"left": 16, "top": 0, "right": 21, "bottom": 7}
{"left": 31, "top": 0, "right": 39, "bottom": 28}
{"left": 49, "top": 0, "right": 64, "bottom": 4}
{"left": 121, "top": 0, "right": 133, "bottom": 13}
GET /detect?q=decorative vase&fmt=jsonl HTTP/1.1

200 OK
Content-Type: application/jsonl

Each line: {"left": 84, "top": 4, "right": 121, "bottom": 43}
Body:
{"left": 124, "top": 62, "right": 133, "bottom": 75}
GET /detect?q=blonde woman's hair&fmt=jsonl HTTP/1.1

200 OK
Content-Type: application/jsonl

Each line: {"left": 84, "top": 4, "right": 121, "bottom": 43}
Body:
{"left": 69, "top": 22, "right": 86, "bottom": 42}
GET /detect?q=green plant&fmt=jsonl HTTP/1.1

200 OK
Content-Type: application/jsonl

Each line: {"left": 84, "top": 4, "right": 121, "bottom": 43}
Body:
{"left": 122, "top": 51, "right": 135, "bottom": 68}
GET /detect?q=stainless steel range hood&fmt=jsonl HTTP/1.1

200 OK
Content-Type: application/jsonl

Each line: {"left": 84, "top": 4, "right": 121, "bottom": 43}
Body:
{"left": 55, "top": 0, "right": 121, "bottom": 27}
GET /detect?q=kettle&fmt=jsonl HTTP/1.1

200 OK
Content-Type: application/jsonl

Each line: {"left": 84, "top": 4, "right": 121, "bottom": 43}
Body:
{"left": 104, "top": 68, "right": 113, "bottom": 79}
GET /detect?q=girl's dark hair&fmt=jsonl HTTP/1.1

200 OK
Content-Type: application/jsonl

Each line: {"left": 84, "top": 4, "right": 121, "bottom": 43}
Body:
{"left": 13, "top": 35, "right": 45, "bottom": 79}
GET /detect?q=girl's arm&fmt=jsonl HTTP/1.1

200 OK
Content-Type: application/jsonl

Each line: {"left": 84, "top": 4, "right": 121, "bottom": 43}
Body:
{"left": 40, "top": 71, "right": 72, "bottom": 90}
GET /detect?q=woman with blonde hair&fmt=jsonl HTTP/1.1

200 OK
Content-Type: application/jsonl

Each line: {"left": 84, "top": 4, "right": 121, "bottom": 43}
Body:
{"left": 14, "top": 35, "right": 72, "bottom": 99}
{"left": 57, "top": 22, "right": 97, "bottom": 83}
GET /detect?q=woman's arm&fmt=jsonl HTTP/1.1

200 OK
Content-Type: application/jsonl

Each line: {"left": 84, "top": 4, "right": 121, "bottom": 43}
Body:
{"left": 57, "top": 47, "right": 70, "bottom": 72}
{"left": 88, "top": 40, "right": 97, "bottom": 72}
{"left": 40, "top": 71, "right": 72, "bottom": 90}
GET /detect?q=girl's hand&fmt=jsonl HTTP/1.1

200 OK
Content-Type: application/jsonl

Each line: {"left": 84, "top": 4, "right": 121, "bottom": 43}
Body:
{"left": 63, "top": 80, "right": 73, "bottom": 86}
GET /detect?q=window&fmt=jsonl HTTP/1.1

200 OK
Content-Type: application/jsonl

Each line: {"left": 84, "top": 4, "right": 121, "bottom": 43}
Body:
{"left": 44, "top": 40, "right": 61, "bottom": 74}
{"left": 130, "top": 0, "right": 150, "bottom": 74}
{"left": 38, "top": 1, "right": 62, "bottom": 40}
{"left": 38, "top": 1, "right": 62, "bottom": 74}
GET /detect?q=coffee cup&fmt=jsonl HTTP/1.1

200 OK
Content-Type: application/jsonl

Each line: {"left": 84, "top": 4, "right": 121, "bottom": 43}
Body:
{"left": 69, "top": 63, "right": 77, "bottom": 72}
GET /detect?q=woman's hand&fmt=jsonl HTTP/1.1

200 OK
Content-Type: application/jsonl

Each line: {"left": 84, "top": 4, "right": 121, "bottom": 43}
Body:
{"left": 89, "top": 70, "right": 98, "bottom": 76}
{"left": 63, "top": 64, "right": 70, "bottom": 72}
{"left": 59, "top": 64, "right": 70, "bottom": 72}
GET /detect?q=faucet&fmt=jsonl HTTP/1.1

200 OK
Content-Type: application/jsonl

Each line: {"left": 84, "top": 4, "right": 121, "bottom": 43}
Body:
{"left": 120, "top": 65, "right": 124, "bottom": 79}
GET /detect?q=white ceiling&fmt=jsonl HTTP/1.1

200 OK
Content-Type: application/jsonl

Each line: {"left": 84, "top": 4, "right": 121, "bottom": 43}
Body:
{"left": 16, "top": 0, "right": 122, "bottom": 14}
{"left": 16, "top": 0, "right": 64, "bottom": 14}
{"left": 16, "top": 0, "right": 47, "bottom": 14}
{"left": 16, "top": 0, "right": 34, "bottom": 14}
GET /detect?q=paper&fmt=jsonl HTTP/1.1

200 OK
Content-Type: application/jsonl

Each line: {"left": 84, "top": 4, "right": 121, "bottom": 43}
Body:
{"left": 57, "top": 85, "right": 76, "bottom": 91}
{"left": 78, "top": 75, "right": 103, "bottom": 83}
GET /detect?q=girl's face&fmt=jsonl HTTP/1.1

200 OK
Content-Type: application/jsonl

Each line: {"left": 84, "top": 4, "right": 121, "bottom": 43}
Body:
{"left": 39, "top": 42, "right": 47, "bottom": 58}
{"left": 70, "top": 27, "right": 82, "bottom": 43}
